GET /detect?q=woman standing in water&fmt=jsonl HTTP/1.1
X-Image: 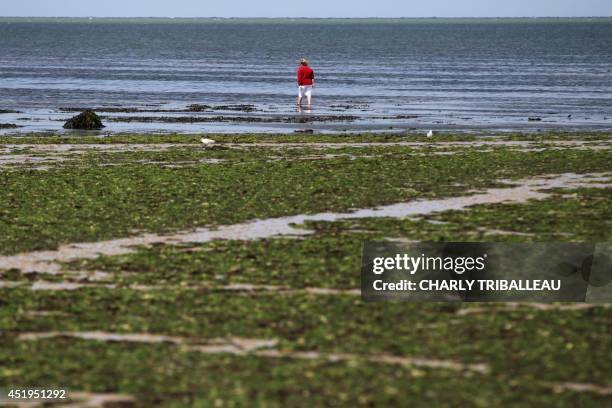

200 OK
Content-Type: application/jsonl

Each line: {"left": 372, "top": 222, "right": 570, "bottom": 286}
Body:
{"left": 297, "top": 58, "right": 315, "bottom": 108}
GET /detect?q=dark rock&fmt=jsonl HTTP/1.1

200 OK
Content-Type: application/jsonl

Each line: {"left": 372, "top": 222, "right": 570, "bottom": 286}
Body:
{"left": 0, "top": 109, "right": 21, "bottom": 114}
{"left": 0, "top": 123, "right": 19, "bottom": 129}
{"left": 294, "top": 129, "right": 314, "bottom": 133}
{"left": 528, "top": 117, "right": 542, "bottom": 121}
{"left": 63, "top": 110, "right": 105, "bottom": 129}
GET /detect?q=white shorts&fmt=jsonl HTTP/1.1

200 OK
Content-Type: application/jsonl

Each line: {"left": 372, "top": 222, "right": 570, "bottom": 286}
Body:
{"left": 298, "top": 85, "right": 313, "bottom": 98}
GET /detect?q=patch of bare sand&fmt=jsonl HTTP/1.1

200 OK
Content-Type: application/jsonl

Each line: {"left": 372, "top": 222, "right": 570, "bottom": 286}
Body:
{"left": 456, "top": 302, "right": 612, "bottom": 315}
{"left": 226, "top": 139, "right": 612, "bottom": 150}
{"left": 0, "top": 154, "right": 68, "bottom": 171}
{"left": 18, "top": 332, "right": 278, "bottom": 353}
{"left": 2, "top": 139, "right": 610, "bottom": 154}
{"left": 0, "top": 280, "right": 360, "bottom": 296}
{"left": 546, "top": 382, "right": 612, "bottom": 396}
{"left": 17, "top": 331, "right": 487, "bottom": 373}
{"left": 0, "top": 144, "right": 191, "bottom": 153}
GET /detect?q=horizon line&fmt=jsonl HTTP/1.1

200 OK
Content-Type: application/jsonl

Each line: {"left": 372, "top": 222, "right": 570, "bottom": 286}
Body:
{"left": 1, "top": 16, "right": 611, "bottom": 19}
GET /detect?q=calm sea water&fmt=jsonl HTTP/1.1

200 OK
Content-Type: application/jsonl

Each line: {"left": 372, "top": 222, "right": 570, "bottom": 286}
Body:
{"left": 1, "top": 19, "right": 611, "bottom": 134}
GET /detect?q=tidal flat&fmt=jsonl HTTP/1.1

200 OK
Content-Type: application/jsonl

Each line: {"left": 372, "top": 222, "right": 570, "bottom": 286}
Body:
{"left": 0, "top": 132, "right": 611, "bottom": 407}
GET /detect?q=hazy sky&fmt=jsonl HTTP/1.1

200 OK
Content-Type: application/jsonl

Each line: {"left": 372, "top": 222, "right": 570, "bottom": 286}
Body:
{"left": 1, "top": 0, "right": 611, "bottom": 18}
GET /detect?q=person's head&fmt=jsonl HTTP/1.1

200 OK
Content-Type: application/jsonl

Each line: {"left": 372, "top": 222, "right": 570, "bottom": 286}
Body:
{"left": 300, "top": 58, "right": 309, "bottom": 66}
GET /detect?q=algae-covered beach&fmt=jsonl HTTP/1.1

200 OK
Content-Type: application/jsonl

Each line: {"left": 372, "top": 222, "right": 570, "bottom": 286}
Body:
{"left": 0, "top": 131, "right": 611, "bottom": 406}
{"left": 1, "top": 7, "right": 612, "bottom": 406}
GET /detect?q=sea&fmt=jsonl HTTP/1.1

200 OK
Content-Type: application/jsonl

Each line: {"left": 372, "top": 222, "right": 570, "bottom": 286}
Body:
{"left": 1, "top": 18, "right": 611, "bottom": 135}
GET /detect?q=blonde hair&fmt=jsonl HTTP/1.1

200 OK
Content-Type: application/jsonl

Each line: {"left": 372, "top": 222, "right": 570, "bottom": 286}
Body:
{"left": 300, "top": 58, "right": 309, "bottom": 66}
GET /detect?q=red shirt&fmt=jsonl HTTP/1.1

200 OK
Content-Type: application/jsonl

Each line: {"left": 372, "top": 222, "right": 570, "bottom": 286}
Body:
{"left": 297, "top": 65, "right": 315, "bottom": 86}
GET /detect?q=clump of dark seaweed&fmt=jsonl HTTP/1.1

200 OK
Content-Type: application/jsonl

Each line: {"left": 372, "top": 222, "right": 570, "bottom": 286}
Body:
{"left": 188, "top": 104, "right": 257, "bottom": 112}
{"left": 214, "top": 104, "right": 257, "bottom": 112}
{"left": 187, "top": 104, "right": 213, "bottom": 112}
{"left": 63, "top": 110, "right": 105, "bottom": 129}
{"left": 60, "top": 107, "right": 141, "bottom": 113}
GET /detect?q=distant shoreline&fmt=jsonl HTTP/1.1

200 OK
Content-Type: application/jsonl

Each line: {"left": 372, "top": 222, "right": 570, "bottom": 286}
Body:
{"left": 1, "top": 16, "right": 612, "bottom": 24}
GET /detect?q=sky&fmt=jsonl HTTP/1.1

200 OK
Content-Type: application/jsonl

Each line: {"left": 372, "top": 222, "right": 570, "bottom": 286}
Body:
{"left": 1, "top": 0, "right": 611, "bottom": 18}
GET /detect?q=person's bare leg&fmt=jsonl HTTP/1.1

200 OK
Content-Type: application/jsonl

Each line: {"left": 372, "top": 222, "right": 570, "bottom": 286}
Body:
{"left": 297, "top": 96, "right": 302, "bottom": 107}
{"left": 307, "top": 94, "right": 312, "bottom": 108}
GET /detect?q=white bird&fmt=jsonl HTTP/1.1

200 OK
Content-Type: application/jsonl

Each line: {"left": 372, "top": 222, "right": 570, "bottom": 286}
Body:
{"left": 201, "top": 138, "right": 216, "bottom": 147}
{"left": 427, "top": 130, "right": 434, "bottom": 138}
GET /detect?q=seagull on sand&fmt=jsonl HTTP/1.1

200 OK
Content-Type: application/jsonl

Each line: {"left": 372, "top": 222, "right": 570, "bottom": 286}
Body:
{"left": 201, "top": 138, "right": 216, "bottom": 147}
{"left": 427, "top": 130, "right": 434, "bottom": 138}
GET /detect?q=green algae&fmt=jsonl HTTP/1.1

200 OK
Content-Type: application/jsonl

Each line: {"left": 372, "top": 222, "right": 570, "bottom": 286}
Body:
{"left": 1, "top": 133, "right": 611, "bottom": 407}
{"left": 2, "top": 338, "right": 609, "bottom": 407}
{"left": 0, "top": 144, "right": 610, "bottom": 255}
